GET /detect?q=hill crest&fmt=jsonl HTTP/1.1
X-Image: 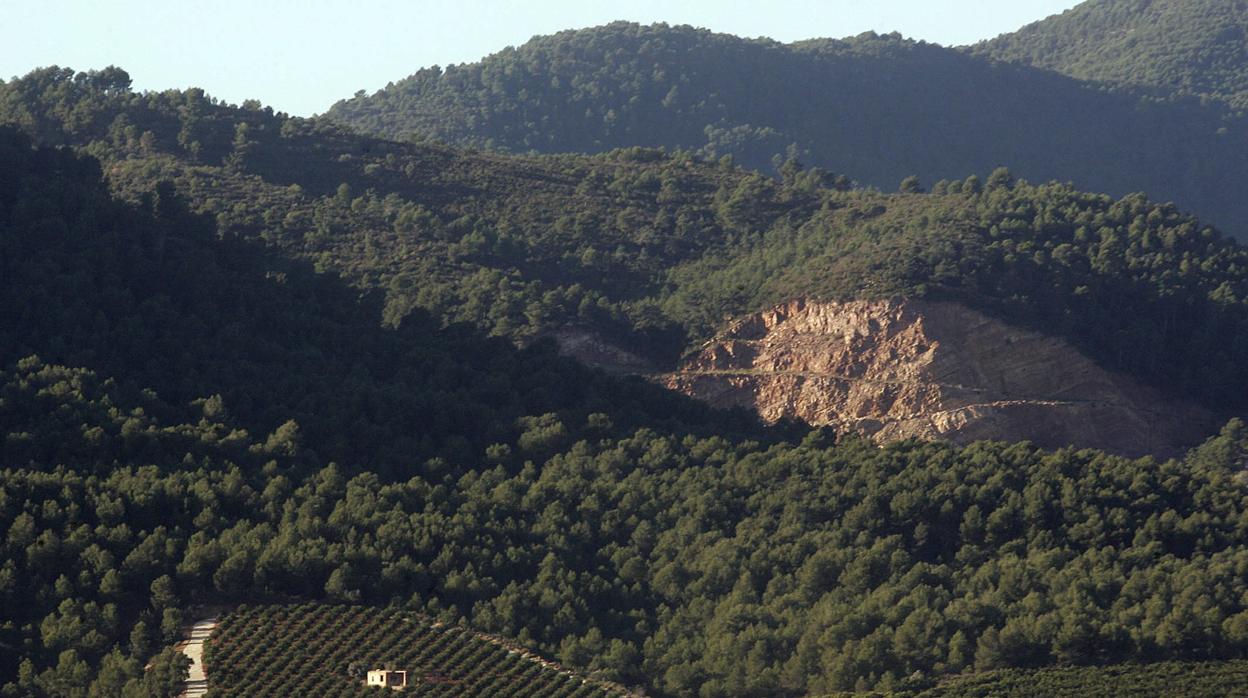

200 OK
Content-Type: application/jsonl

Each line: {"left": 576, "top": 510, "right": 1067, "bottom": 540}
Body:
{"left": 324, "top": 20, "right": 1248, "bottom": 238}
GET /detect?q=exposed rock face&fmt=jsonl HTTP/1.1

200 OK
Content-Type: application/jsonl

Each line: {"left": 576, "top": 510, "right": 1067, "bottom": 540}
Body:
{"left": 661, "top": 298, "right": 1216, "bottom": 457}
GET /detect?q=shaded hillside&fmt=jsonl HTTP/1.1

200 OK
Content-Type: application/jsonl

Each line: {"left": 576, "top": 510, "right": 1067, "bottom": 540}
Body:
{"left": 1, "top": 66, "right": 796, "bottom": 365}
{"left": 324, "top": 22, "right": 1248, "bottom": 237}
{"left": 0, "top": 124, "right": 767, "bottom": 481}
{"left": 0, "top": 123, "right": 761, "bottom": 694}
{"left": 973, "top": 0, "right": 1248, "bottom": 109}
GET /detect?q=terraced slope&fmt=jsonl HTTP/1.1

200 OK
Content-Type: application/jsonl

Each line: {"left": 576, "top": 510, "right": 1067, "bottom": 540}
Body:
{"left": 203, "top": 604, "right": 630, "bottom": 697}
{"left": 908, "top": 659, "right": 1248, "bottom": 697}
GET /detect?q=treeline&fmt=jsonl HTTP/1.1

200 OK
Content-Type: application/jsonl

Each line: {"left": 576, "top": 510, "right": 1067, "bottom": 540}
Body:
{"left": 323, "top": 22, "right": 1248, "bottom": 236}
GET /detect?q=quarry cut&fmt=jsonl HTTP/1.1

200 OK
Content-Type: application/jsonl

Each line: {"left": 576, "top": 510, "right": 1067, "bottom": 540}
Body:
{"left": 662, "top": 298, "right": 1215, "bottom": 457}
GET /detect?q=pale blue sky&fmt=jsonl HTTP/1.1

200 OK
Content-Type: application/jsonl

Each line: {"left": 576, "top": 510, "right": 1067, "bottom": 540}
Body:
{"left": 4, "top": 1, "right": 1081, "bottom": 117}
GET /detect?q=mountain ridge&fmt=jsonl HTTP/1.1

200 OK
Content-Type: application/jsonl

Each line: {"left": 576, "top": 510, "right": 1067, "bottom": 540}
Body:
{"left": 324, "top": 21, "right": 1248, "bottom": 238}
{"left": 973, "top": 0, "right": 1248, "bottom": 109}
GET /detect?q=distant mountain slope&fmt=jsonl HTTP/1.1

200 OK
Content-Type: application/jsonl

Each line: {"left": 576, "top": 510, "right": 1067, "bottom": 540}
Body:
{"left": 324, "top": 22, "right": 1248, "bottom": 237}
{"left": 973, "top": 0, "right": 1248, "bottom": 109}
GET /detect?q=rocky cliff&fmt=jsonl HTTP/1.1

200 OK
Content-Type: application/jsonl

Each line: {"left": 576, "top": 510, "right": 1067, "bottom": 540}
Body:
{"left": 661, "top": 298, "right": 1216, "bottom": 457}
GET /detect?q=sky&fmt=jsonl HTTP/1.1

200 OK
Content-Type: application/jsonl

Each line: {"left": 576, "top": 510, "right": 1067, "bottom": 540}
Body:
{"left": 4, "top": 1, "right": 1082, "bottom": 117}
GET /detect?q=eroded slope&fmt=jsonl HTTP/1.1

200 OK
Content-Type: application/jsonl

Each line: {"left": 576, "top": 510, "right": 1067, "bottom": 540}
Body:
{"left": 663, "top": 298, "right": 1215, "bottom": 456}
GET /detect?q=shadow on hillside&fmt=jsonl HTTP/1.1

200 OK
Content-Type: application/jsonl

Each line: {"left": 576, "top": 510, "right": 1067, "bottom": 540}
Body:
{"left": 2, "top": 128, "right": 797, "bottom": 480}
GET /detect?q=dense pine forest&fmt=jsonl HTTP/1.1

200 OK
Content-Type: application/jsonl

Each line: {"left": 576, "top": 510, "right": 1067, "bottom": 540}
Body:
{"left": 324, "top": 21, "right": 1248, "bottom": 237}
{"left": 8, "top": 2, "right": 1248, "bottom": 695}
{"left": 974, "top": 0, "right": 1248, "bottom": 109}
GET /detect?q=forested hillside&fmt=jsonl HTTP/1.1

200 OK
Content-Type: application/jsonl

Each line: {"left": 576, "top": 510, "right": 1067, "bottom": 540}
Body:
{"left": 974, "top": 0, "right": 1248, "bottom": 109}
{"left": 0, "top": 123, "right": 766, "bottom": 485}
{"left": 323, "top": 22, "right": 1248, "bottom": 237}
{"left": 6, "top": 67, "right": 1248, "bottom": 421}
{"left": 8, "top": 64, "right": 1248, "bottom": 698}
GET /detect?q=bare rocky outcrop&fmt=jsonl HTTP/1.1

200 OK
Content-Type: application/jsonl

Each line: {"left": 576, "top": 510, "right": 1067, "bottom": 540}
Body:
{"left": 661, "top": 298, "right": 1216, "bottom": 457}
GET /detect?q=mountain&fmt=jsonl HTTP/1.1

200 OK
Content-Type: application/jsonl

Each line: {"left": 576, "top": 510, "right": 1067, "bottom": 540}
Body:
{"left": 9, "top": 69, "right": 1248, "bottom": 697}
{"left": 323, "top": 22, "right": 1248, "bottom": 238}
{"left": 6, "top": 67, "right": 1248, "bottom": 443}
{"left": 973, "top": 0, "right": 1248, "bottom": 109}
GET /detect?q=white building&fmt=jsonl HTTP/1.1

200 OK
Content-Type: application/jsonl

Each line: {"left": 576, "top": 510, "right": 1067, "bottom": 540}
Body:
{"left": 366, "top": 669, "right": 408, "bottom": 690}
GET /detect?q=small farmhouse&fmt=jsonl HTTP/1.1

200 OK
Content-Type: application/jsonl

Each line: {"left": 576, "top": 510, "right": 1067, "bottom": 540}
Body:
{"left": 366, "top": 669, "right": 407, "bottom": 690}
